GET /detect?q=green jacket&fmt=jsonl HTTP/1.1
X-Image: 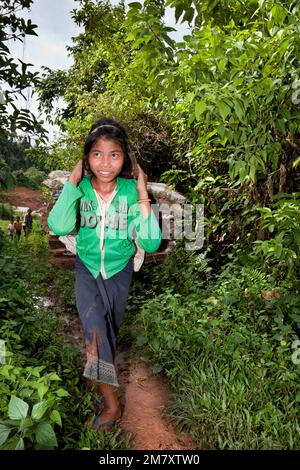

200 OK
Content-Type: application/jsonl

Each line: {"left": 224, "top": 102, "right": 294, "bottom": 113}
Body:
{"left": 47, "top": 175, "right": 162, "bottom": 279}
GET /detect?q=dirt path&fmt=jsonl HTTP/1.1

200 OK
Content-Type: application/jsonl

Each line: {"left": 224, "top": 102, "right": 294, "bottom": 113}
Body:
{"left": 56, "top": 325, "right": 195, "bottom": 449}
{"left": 4, "top": 185, "right": 195, "bottom": 450}
{"left": 116, "top": 351, "right": 194, "bottom": 450}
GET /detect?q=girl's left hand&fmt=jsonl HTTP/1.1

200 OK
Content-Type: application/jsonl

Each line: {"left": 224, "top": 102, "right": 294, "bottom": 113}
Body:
{"left": 132, "top": 163, "right": 148, "bottom": 195}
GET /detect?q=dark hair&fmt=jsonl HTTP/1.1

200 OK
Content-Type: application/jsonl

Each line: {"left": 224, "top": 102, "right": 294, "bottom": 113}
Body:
{"left": 82, "top": 117, "right": 133, "bottom": 179}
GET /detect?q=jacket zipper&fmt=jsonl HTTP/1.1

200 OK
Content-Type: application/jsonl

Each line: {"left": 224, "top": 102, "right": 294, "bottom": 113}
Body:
{"left": 100, "top": 201, "right": 107, "bottom": 279}
{"left": 94, "top": 188, "right": 118, "bottom": 280}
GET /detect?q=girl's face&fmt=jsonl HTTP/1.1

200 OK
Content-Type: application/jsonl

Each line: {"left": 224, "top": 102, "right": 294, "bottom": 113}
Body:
{"left": 89, "top": 137, "right": 125, "bottom": 183}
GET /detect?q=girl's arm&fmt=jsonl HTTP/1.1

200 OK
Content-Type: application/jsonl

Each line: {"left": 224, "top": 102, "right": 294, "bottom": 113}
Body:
{"left": 128, "top": 164, "right": 162, "bottom": 252}
{"left": 48, "top": 161, "right": 83, "bottom": 236}
{"left": 131, "top": 203, "right": 162, "bottom": 253}
{"left": 47, "top": 181, "right": 82, "bottom": 236}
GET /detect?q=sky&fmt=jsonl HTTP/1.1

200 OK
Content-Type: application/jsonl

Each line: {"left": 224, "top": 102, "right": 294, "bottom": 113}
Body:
{"left": 10, "top": 0, "right": 190, "bottom": 140}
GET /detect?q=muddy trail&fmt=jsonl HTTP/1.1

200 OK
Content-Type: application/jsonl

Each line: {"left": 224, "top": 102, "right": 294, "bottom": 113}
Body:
{"left": 5, "top": 186, "right": 195, "bottom": 450}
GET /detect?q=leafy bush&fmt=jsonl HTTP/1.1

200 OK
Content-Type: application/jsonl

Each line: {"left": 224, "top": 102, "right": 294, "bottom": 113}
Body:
{"left": 0, "top": 228, "right": 5, "bottom": 252}
{"left": 0, "top": 233, "right": 128, "bottom": 450}
{"left": 254, "top": 193, "right": 300, "bottom": 278}
{"left": 0, "top": 239, "right": 66, "bottom": 449}
{"left": 0, "top": 203, "right": 14, "bottom": 220}
{"left": 12, "top": 167, "right": 46, "bottom": 189}
{"left": 0, "top": 158, "right": 15, "bottom": 189}
{"left": 18, "top": 231, "right": 49, "bottom": 258}
{"left": 0, "top": 367, "right": 68, "bottom": 450}
{"left": 12, "top": 169, "right": 31, "bottom": 187}
{"left": 24, "top": 167, "right": 47, "bottom": 188}
{"left": 130, "top": 248, "right": 300, "bottom": 449}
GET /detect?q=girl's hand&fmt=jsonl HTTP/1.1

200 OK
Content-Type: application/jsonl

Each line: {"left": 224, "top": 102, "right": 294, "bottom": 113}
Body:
{"left": 132, "top": 163, "right": 148, "bottom": 196}
{"left": 68, "top": 160, "right": 86, "bottom": 187}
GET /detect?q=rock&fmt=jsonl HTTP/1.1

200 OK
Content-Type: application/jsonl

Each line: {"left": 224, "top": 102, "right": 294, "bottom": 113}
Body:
{"left": 147, "top": 182, "right": 187, "bottom": 205}
{"left": 48, "top": 170, "right": 71, "bottom": 179}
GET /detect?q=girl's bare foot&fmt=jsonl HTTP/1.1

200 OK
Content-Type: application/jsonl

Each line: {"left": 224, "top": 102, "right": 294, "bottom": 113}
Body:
{"left": 91, "top": 404, "right": 122, "bottom": 431}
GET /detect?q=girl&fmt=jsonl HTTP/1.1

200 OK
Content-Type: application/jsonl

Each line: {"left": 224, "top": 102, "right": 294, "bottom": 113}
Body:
{"left": 48, "top": 117, "right": 162, "bottom": 430}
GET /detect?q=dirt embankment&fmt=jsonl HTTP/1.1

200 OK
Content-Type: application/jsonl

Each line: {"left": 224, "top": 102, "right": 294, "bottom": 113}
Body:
{"left": 0, "top": 186, "right": 45, "bottom": 211}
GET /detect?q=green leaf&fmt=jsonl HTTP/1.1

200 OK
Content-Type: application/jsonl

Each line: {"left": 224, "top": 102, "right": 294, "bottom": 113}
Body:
{"left": 234, "top": 100, "right": 245, "bottom": 121}
{"left": 0, "top": 424, "right": 11, "bottom": 446}
{"left": 19, "top": 388, "right": 34, "bottom": 398}
{"left": 19, "top": 417, "right": 33, "bottom": 432}
{"left": 0, "top": 437, "right": 20, "bottom": 450}
{"left": 47, "top": 373, "right": 61, "bottom": 382}
{"left": 32, "top": 366, "right": 45, "bottom": 377}
{"left": 270, "top": 5, "right": 287, "bottom": 25}
{"left": 37, "top": 384, "right": 48, "bottom": 400}
{"left": 136, "top": 334, "right": 147, "bottom": 346}
{"left": 294, "top": 232, "right": 300, "bottom": 247}
{"left": 183, "top": 7, "right": 195, "bottom": 24}
{"left": 0, "top": 367, "right": 10, "bottom": 379}
{"left": 217, "top": 101, "right": 231, "bottom": 120}
{"left": 31, "top": 401, "right": 49, "bottom": 420}
{"left": 15, "top": 438, "right": 24, "bottom": 450}
{"left": 35, "top": 423, "right": 57, "bottom": 449}
{"left": 128, "top": 2, "right": 142, "bottom": 10}
{"left": 268, "top": 224, "right": 275, "bottom": 233}
{"left": 8, "top": 396, "right": 29, "bottom": 420}
{"left": 174, "top": 5, "right": 184, "bottom": 23}
{"left": 50, "top": 410, "right": 62, "bottom": 427}
{"left": 195, "top": 101, "right": 207, "bottom": 120}
{"left": 55, "top": 388, "right": 69, "bottom": 397}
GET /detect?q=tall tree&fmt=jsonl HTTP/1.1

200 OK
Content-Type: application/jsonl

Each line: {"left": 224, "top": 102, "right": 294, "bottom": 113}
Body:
{"left": 0, "top": 0, "right": 45, "bottom": 138}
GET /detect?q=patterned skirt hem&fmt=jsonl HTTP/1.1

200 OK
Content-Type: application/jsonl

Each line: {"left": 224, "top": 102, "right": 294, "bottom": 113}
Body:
{"left": 83, "top": 357, "right": 119, "bottom": 387}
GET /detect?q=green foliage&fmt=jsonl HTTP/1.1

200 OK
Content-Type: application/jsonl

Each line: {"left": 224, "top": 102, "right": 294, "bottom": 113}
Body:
{"left": 130, "top": 248, "right": 300, "bottom": 449}
{"left": 37, "top": 0, "right": 178, "bottom": 181}
{"left": 50, "top": 270, "right": 76, "bottom": 313}
{"left": 0, "top": 372, "right": 67, "bottom": 449}
{"left": 254, "top": 193, "right": 300, "bottom": 277}
{"left": 17, "top": 231, "right": 49, "bottom": 258}
{"left": 0, "top": 203, "right": 14, "bottom": 220}
{"left": 0, "top": 134, "right": 50, "bottom": 179}
{"left": 0, "top": 158, "right": 15, "bottom": 189}
{"left": 0, "top": 223, "right": 131, "bottom": 450}
{"left": 122, "top": 0, "right": 300, "bottom": 202}
{"left": 0, "top": 0, "right": 45, "bottom": 138}
{"left": 0, "top": 227, "right": 67, "bottom": 450}
{"left": 25, "top": 167, "right": 47, "bottom": 188}
{"left": 0, "top": 228, "right": 5, "bottom": 252}
{"left": 12, "top": 166, "right": 46, "bottom": 189}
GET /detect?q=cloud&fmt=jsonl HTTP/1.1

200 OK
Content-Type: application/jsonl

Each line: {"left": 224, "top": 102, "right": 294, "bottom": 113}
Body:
{"left": 17, "top": 0, "right": 81, "bottom": 70}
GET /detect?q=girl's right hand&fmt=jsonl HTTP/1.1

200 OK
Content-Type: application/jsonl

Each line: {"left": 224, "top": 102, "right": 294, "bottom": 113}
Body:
{"left": 68, "top": 160, "right": 85, "bottom": 187}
